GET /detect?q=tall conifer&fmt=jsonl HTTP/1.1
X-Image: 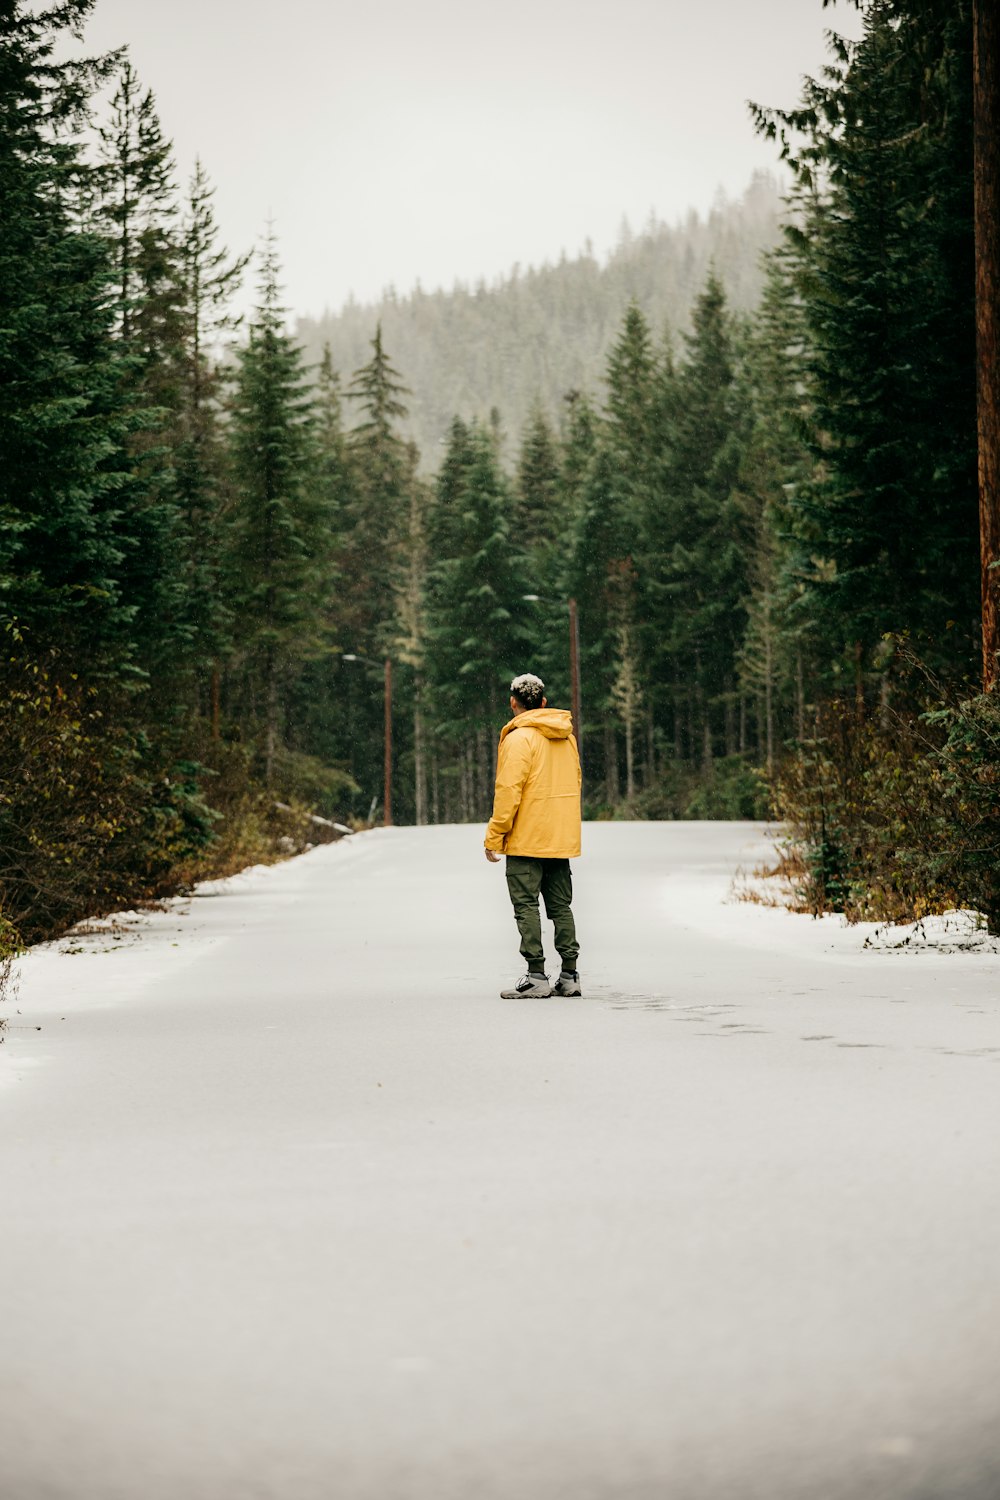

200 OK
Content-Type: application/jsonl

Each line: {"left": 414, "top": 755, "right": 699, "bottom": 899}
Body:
{"left": 0, "top": 1, "right": 136, "bottom": 669}
{"left": 228, "top": 229, "right": 330, "bottom": 782}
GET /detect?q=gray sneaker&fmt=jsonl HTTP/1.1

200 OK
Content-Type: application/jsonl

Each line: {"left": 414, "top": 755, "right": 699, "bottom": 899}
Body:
{"left": 553, "top": 970, "right": 582, "bottom": 996}
{"left": 500, "top": 972, "right": 552, "bottom": 998}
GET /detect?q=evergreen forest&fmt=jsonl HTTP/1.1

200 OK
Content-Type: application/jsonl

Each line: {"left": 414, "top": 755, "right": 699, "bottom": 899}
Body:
{"left": 2, "top": 0, "right": 1000, "bottom": 954}
{"left": 296, "top": 172, "right": 783, "bottom": 469}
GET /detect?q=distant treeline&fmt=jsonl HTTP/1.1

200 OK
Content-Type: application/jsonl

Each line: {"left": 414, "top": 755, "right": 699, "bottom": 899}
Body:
{"left": 3, "top": 0, "right": 999, "bottom": 955}
{"left": 297, "top": 174, "right": 782, "bottom": 469}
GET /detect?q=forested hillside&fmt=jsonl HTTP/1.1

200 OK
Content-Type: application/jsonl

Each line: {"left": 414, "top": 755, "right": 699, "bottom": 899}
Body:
{"left": 298, "top": 174, "right": 782, "bottom": 466}
{"left": 2, "top": 0, "right": 998, "bottom": 956}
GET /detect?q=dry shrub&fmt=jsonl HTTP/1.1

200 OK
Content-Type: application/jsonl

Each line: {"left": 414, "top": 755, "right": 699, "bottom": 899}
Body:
{"left": 0, "top": 635, "right": 357, "bottom": 952}
{"left": 775, "top": 676, "right": 1000, "bottom": 932}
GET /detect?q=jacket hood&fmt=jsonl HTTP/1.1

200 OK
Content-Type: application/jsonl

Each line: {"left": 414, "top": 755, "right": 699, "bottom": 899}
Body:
{"left": 499, "top": 707, "right": 575, "bottom": 744}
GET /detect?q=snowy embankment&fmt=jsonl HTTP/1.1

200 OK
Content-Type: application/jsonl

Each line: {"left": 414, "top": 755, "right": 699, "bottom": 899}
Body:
{"left": 1, "top": 822, "right": 999, "bottom": 1500}
{"left": 0, "top": 847, "right": 364, "bottom": 1083}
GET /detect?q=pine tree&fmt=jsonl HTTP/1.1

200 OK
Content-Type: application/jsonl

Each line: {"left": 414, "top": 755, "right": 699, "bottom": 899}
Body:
{"left": 424, "top": 425, "right": 527, "bottom": 815}
{"left": 228, "top": 229, "right": 331, "bottom": 782}
{"left": 0, "top": 1, "right": 137, "bottom": 669}
{"left": 174, "top": 157, "right": 249, "bottom": 723}
{"left": 166, "top": 156, "right": 250, "bottom": 726}
{"left": 558, "top": 388, "right": 599, "bottom": 530}
{"left": 89, "top": 58, "right": 195, "bottom": 691}
{"left": 605, "top": 301, "right": 658, "bottom": 492}
{"left": 566, "top": 444, "right": 631, "bottom": 802}
{"left": 752, "top": 0, "right": 978, "bottom": 691}
{"left": 515, "top": 403, "right": 561, "bottom": 557}
{"left": 428, "top": 416, "right": 475, "bottom": 562}
{"left": 737, "top": 252, "right": 817, "bottom": 760}
{"left": 314, "top": 343, "right": 350, "bottom": 529}
{"left": 178, "top": 158, "right": 248, "bottom": 423}
{"left": 96, "top": 60, "right": 184, "bottom": 389}
{"left": 344, "top": 323, "right": 411, "bottom": 645}
{"left": 657, "top": 272, "right": 751, "bottom": 762}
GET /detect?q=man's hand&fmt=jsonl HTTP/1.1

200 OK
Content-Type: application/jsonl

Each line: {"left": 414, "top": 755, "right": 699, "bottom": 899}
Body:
{"left": 484, "top": 848, "right": 502, "bottom": 863}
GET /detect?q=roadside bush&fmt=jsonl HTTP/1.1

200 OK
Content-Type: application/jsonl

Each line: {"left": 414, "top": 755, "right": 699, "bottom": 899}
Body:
{"left": 684, "top": 755, "right": 770, "bottom": 820}
{"left": 588, "top": 755, "right": 770, "bottom": 822}
{"left": 619, "top": 761, "right": 692, "bottom": 820}
{"left": 776, "top": 688, "right": 1000, "bottom": 931}
{"left": 0, "top": 635, "right": 358, "bottom": 950}
{"left": 0, "top": 641, "right": 151, "bottom": 947}
{"left": 267, "top": 747, "right": 358, "bottom": 819}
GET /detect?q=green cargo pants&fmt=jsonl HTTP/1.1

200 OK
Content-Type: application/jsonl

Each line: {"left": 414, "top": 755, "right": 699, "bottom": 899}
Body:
{"left": 505, "top": 855, "right": 579, "bottom": 975}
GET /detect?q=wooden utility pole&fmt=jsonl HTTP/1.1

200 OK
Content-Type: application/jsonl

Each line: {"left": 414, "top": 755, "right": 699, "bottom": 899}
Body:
{"left": 975, "top": 0, "right": 1000, "bottom": 688}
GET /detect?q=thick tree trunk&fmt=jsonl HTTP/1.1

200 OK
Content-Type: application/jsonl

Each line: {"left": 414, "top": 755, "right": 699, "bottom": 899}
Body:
{"left": 975, "top": 0, "right": 1000, "bottom": 688}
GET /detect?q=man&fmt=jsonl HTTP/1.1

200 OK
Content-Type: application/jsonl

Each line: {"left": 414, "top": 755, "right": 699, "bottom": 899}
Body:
{"left": 484, "top": 672, "right": 582, "bottom": 998}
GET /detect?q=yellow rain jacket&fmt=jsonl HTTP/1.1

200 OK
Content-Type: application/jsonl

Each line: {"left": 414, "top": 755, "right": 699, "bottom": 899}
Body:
{"left": 484, "top": 708, "right": 582, "bottom": 858}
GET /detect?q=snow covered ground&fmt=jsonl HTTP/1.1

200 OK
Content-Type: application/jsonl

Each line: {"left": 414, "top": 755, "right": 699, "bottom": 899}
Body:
{"left": 1, "top": 822, "right": 999, "bottom": 1500}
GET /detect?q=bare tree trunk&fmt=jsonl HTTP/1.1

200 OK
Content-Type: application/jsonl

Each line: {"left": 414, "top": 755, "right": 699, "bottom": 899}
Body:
{"left": 975, "top": 0, "right": 1000, "bottom": 688}
{"left": 477, "top": 727, "right": 491, "bottom": 819}
{"left": 624, "top": 715, "right": 635, "bottom": 802}
{"left": 796, "top": 651, "right": 805, "bottom": 742}
{"left": 724, "top": 688, "right": 736, "bottom": 757}
{"left": 646, "top": 714, "right": 656, "bottom": 785}
{"left": 604, "top": 721, "right": 619, "bottom": 803}
{"left": 459, "top": 747, "right": 469, "bottom": 822}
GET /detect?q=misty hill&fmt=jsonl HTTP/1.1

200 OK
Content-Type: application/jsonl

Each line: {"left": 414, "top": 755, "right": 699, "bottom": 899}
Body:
{"left": 296, "top": 173, "right": 784, "bottom": 465}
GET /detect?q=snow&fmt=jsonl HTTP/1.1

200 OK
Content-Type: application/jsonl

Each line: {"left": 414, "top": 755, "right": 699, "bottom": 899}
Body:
{"left": 1, "top": 822, "right": 999, "bottom": 1500}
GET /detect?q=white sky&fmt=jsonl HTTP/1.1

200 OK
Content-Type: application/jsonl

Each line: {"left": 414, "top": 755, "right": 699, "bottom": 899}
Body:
{"left": 79, "top": 0, "right": 862, "bottom": 318}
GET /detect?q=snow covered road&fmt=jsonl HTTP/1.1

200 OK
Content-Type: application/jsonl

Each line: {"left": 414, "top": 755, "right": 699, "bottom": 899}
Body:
{"left": 2, "top": 822, "right": 999, "bottom": 1500}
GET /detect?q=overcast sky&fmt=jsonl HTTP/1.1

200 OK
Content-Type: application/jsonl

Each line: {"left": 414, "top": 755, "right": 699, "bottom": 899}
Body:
{"left": 79, "top": 0, "right": 862, "bottom": 318}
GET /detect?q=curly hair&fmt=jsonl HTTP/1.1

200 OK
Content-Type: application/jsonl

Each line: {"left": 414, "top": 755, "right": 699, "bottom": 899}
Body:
{"left": 510, "top": 672, "right": 545, "bottom": 711}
